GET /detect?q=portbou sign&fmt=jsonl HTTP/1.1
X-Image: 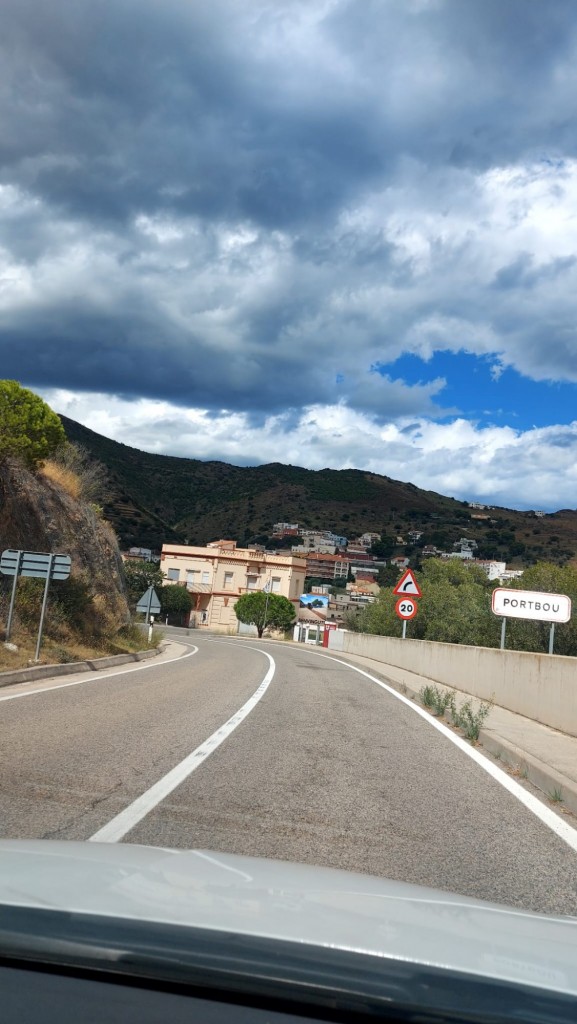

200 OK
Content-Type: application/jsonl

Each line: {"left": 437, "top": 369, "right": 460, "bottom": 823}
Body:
{"left": 492, "top": 588, "right": 572, "bottom": 624}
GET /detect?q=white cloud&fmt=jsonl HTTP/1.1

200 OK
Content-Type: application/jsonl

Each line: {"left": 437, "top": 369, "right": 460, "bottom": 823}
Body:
{"left": 42, "top": 388, "right": 577, "bottom": 511}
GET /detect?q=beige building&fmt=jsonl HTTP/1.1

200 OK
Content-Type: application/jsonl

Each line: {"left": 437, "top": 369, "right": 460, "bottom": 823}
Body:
{"left": 161, "top": 540, "right": 307, "bottom": 632}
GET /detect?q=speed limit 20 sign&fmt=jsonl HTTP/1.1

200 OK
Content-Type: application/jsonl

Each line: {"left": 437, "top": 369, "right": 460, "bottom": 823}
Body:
{"left": 395, "top": 597, "right": 418, "bottom": 620}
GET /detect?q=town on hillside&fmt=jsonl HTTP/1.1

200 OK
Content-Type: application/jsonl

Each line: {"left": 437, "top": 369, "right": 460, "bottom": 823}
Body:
{"left": 124, "top": 520, "right": 525, "bottom": 638}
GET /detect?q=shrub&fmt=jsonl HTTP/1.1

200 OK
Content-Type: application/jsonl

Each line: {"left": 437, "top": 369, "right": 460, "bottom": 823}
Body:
{"left": 0, "top": 380, "right": 66, "bottom": 468}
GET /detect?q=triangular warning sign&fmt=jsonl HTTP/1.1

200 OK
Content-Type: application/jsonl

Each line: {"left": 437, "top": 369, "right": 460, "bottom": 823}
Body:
{"left": 392, "top": 569, "right": 422, "bottom": 598}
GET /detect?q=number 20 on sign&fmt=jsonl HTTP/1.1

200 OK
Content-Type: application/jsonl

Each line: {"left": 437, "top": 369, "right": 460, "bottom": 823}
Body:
{"left": 395, "top": 597, "right": 418, "bottom": 620}
{"left": 395, "top": 596, "right": 418, "bottom": 639}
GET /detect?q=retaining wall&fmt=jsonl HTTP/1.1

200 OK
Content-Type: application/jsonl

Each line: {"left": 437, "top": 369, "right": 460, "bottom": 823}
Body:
{"left": 328, "top": 631, "right": 577, "bottom": 736}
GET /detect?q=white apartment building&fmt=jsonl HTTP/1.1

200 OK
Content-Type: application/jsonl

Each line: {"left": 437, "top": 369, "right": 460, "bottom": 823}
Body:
{"left": 161, "top": 540, "right": 306, "bottom": 633}
{"left": 291, "top": 542, "right": 337, "bottom": 555}
{"left": 468, "top": 560, "right": 507, "bottom": 581}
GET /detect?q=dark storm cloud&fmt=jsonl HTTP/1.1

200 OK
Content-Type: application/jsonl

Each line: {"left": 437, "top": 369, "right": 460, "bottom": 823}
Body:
{"left": 1, "top": 0, "right": 577, "bottom": 418}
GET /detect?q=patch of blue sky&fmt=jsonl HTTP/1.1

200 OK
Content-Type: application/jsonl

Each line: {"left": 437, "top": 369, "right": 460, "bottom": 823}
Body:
{"left": 374, "top": 352, "right": 577, "bottom": 431}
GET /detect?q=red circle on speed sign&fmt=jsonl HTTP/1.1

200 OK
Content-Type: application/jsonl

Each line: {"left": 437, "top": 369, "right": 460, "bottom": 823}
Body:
{"left": 395, "top": 597, "right": 418, "bottom": 620}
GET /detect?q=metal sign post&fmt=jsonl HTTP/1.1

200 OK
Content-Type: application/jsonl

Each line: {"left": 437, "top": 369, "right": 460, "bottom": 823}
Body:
{"left": 1, "top": 549, "right": 71, "bottom": 653}
{"left": 34, "top": 554, "right": 55, "bottom": 662}
{"left": 4, "top": 550, "right": 23, "bottom": 643}
{"left": 395, "top": 597, "right": 417, "bottom": 639}
{"left": 500, "top": 618, "right": 507, "bottom": 650}
{"left": 549, "top": 622, "right": 555, "bottom": 656}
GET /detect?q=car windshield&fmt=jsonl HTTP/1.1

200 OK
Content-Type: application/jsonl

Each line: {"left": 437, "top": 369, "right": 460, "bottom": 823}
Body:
{"left": 2, "top": 0, "right": 577, "bottom": 1007}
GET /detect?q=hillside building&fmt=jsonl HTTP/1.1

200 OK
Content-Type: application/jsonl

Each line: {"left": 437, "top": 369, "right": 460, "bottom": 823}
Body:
{"left": 161, "top": 541, "right": 306, "bottom": 632}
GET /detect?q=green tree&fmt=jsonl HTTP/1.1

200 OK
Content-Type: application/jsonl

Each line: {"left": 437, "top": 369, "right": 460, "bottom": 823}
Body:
{"left": 234, "top": 591, "right": 296, "bottom": 637}
{"left": 370, "top": 535, "right": 395, "bottom": 558}
{"left": 352, "top": 559, "right": 500, "bottom": 648}
{"left": 0, "top": 380, "right": 66, "bottom": 468}
{"left": 123, "top": 559, "right": 165, "bottom": 604}
{"left": 160, "top": 584, "right": 194, "bottom": 624}
{"left": 504, "top": 562, "right": 577, "bottom": 655}
{"left": 377, "top": 564, "right": 401, "bottom": 587}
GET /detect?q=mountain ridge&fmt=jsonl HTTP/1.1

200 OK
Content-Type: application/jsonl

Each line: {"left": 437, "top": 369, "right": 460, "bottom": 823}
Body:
{"left": 59, "top": 414, "right": 577, "bottom": 566}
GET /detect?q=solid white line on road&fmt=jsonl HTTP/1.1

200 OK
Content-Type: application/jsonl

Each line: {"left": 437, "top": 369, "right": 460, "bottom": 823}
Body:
{"left": 211, "top": 639, "right": 577, "bottom": 854}
{"left": 89, "top": 648, "right": 275, "bottom": 843}
{"left": 308, "top": 649, "right": 577, "bottom": 855}
{"left": 0, "top": 643, "right": 199, "bottom": 703}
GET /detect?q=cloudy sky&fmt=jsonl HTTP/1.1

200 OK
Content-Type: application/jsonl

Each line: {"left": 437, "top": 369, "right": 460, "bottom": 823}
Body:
{"left": 2, "top": 0, "right": 577, "bottom": 510}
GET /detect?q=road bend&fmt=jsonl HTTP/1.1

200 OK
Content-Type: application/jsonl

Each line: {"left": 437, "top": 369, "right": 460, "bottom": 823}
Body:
{"left": 1, "top": 636, "right": 577, "bottom": 915}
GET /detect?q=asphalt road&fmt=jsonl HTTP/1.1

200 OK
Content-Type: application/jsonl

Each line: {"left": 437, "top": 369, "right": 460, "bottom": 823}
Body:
{"left": 2, "top": 635, "right": 577, "bottom": 915}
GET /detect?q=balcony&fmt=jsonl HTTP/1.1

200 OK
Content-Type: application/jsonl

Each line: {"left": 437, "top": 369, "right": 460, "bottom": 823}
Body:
{"left": 186, "top": 582, "right": 212, "bottom": 593}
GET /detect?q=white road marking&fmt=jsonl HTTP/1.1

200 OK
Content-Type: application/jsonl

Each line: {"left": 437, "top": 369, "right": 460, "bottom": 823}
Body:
{"left": 212, "top": 639, "right": 577, "bottom": 855}
{"left": 89, "top": 648, "right": 275, "bottom": 843}
{"left": 310, "top": 649, "right": 577, "bottom": 855}
{"left": 0, "top": 644, "right": 199, "bottom": 703}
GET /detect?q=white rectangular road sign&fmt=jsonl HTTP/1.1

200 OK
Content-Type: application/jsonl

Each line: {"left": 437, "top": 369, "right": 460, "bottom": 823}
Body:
{"left": 0, "top": 549, "right": 71, "bottom": 580}
{"left": 492, "top": 588, "right": 571, "bottom": 623}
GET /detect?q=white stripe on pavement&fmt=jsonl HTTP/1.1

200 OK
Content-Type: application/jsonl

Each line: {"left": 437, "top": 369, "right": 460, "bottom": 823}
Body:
{"left": 0, "top": 644, "right": 199, "bottom": 703}
{"left": 309, "top": 649, "right": 577, "bottom": 855}
{"left": 89, "top": 648, "right": 275, "bottom": 843}
{"left": 210, "top": 639, "right": 577, "bottom": 855}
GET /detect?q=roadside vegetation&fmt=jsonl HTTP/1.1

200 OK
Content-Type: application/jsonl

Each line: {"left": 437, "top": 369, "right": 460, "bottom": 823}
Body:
{"left": 347, "top": 558, "right": 577, "bottom": 656}
{"left": 0, "top": 382, "right": 157, "bottom": 669}
{"left": 419, "top": 683, "right": 493, "bottom": 743}
{"left": 234, "top": 591, "right": 296, "bottom": 638}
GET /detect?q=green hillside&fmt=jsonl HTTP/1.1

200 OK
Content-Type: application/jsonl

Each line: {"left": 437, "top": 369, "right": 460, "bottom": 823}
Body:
{"left": 60, "top": 415, "right": 577, "bottom": 566}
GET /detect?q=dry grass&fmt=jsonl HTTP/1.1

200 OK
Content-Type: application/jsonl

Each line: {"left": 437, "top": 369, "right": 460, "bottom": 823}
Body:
{"left": 0, "top": 624, "right": 158, "bottom": 673}
{"left": 41, "top": 460, "right": 83, "bottom": 499}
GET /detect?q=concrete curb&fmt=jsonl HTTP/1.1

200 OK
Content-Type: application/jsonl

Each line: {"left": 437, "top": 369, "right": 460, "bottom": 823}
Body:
{"left": 330, "top": 650, "right": 577, "bottom": 819}
{"left": 478, "top": 728, "right": 577, "bottom": 817}
{"left": 0, "top": 645, "right": 162, "bottom": 689}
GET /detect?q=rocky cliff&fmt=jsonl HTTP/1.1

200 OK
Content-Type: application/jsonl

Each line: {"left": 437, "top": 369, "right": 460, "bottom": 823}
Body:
{"left": 0, "top": 458, "right": 130, "bottom": 637}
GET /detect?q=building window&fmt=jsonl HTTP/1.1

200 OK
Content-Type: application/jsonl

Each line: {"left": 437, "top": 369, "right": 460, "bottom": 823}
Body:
{"left": 247, "top": 575, "right": 258, "bottom": 590}
{"left": 271, "top": 576, "right": 281, "bottom": 593}
{"left": 167, "top": 568, "right": 180, "bottom": 581}
{"left": 202, "top": 571, "right": 210, "bottom": 585}
{"left": 224, "top": 572, "right": 234, "bottom": 589}
{"left": 186, "top": 570, "right": 198, "bottom": 587}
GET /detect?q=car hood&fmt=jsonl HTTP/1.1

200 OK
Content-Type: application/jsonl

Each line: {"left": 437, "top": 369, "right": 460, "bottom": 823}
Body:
{"left": 0, "top": 839, "right": 576, "bottom": 996}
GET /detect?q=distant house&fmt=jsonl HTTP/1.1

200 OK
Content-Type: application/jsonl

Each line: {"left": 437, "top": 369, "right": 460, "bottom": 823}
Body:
{"left": 359, "top": 532, "right": 380, "bottom": 546}
{"left": 352, "top": 567, "right": 379, "bottom": 580}
{"left": 126, "top": 546, "right": 154, "bottom": 562}
{"left": 273, "top": 522, "right": 299, "bottom": 535}
{"left": 390, "top": 556, "right": 410, "bottom": 569}
{"left": 467, "top": 559, "right": 507, "bottom": 581}
{"left": 161, "top": 540, "right": 306, "bottom": 632}
{"left": 454, "top": 537, "right": 478, "bottom": 551}
{"left": 304, "top": 553, "right": 350, "bottom": 581}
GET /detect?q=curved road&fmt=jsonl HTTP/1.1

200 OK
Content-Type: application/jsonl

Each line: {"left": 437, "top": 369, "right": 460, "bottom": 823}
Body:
{"left": 1, "top": 636, "right": 577, "bottom": 915}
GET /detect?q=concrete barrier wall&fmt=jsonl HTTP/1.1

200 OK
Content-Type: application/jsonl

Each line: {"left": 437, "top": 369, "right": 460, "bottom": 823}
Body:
{"left": 328, "top": 630, "right": 577, "bottom": 737}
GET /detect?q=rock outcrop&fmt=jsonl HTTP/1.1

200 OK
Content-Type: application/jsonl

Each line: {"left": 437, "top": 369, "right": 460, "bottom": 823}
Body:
{"left": 0, "top": 458, "right": 130, "bottom": 635}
